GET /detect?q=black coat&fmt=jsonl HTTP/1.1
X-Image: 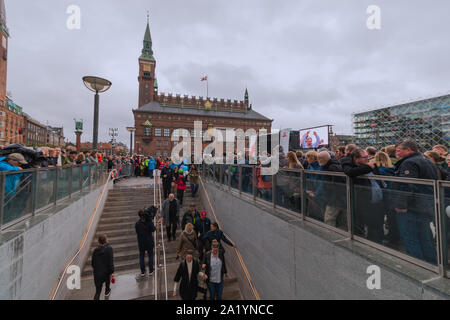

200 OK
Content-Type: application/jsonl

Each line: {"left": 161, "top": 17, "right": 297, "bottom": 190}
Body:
{"left": 135, "top": 219, "right": 156, "bottom": 251}
{"left": 341, "top": 156, "right": 373, "bottom": 178}
{"left": 181, "top": 210, "right": 200, "bottom": 231}
{"left": 174, "top": 260, "right": 201, "bottom": 300}
{"left": 161, "top": 167, "right": 173, "bottom": 184}
{"left": 321, "top": 158, "right": 346, "bottom": 208}
{"left": 203, "top": 250, "right": 227, "bottom": 284}
{"left": 195, "top": 217, "right": 211, "bottom": 238}
{"left": 91, "top": 243, "right": 114, "bottom": 282}
{"left": 393, "top": 152, "right": 437, "bottom": 216}
{"left": 203, "top": 229, "right": 233, "bottom": 251}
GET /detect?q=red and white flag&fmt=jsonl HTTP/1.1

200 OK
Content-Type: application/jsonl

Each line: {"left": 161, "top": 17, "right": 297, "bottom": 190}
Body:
{"left": 201, "top": 76, "right": 208, "bottom": 81}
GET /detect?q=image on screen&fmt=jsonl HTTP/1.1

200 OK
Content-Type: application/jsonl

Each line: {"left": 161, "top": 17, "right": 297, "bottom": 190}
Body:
{"left": 299, "top": 126, "right": 329, "bottom": 149}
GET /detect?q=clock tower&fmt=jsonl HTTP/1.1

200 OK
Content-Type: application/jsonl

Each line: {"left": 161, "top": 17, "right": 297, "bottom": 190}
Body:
{"left": 138, "top": 14, "right": 156, "bottom": 108}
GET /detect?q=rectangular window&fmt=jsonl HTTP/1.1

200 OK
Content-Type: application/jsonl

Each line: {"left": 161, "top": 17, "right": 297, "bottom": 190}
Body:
{"left": 163, "top": 140, "right": 169, "bottom": 146}
{"left": 156, "top": 140, "right": 161, "bottom": 147}
{"left": 144, "top": 127, "right": 152, "bottom": 136}
{"left": 155, "top": 128, "right": 162, "bottom": 137}
{"left": 164, "top": 128, "right": 170, "bottom": 137}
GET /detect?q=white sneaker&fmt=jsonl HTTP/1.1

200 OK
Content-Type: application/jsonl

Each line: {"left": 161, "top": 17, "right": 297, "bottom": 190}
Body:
{"left": 136, "top": 273, "right": 146, "bottom": 280}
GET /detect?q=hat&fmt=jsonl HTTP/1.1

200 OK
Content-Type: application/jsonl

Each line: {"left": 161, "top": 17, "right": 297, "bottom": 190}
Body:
{"left": 201, "top": 211, "right": 207, "bottom": 218}
{"left": 7, "top": 153, "right": 28, "bottom": 165}
{"left": 186, "top": 250, "right": 194, "bottom": 255}
{"left": 211, "top": 240, "right": 219, "bottom": 248}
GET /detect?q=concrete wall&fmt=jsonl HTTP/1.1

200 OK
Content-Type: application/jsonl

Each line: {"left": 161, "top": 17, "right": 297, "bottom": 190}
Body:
{"left": 202, "top": 181, "right": 450, "bottom": 300}
{"left": 0, "top": 182, "right": 112, "bottom": 300}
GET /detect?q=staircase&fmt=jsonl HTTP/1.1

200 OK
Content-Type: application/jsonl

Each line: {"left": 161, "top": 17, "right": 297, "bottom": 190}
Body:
{"left": 81, "top": 187, "right": 155, "bottom": 278}
{"left": 153, "top": 183, "right": 243, "bottom": 300}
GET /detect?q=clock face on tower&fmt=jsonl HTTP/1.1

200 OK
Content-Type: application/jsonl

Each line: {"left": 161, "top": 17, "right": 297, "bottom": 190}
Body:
{"left": 143, "top": 64, "right": 152, "bottom": 72}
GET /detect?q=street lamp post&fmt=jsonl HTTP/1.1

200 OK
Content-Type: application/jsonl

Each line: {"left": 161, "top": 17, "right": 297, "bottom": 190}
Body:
{"left": 82, "top": 76, "right": 112, "bottom": 150}
{"left": 126, "top": 127, "right": 136, "bottom": 156}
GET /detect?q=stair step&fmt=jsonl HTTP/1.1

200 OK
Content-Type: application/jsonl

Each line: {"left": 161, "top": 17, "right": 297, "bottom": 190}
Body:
{"left": 82, "top": 260, "right": 140, "bottom": 277}
{"left": 95, "top": 229, "right": 136, "bottom": 238}
{"left": 96, "top": 222, "right": 136, "bottom": 232}
{"left": 86, "top": 250, "right": 140, "bottom": 264}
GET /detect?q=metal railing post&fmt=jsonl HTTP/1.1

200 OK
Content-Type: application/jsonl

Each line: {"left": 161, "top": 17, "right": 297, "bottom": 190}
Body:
{"left": 69, "top": 166, "right": 73, "bottom": 199}
{"left": 88, "top": 164, "right": 92, "bottom": 191}
{"left": 238, "top": 165, "right": 242, "bottom": 195}
{"left": 0, "top": 173, "right": 5, "bottom": 229}
{"left": 435, "top": 180, "right": 446, "bottom": 276}
{"left": 53, "top": 167, "right": 58, "bottom": 206}
{"left": 346, "top": 176, "right": 354, "bottom": 239}
{"left": 31, "top": 169, "right": 38, "bottom": 215}
{"left": 253, "top": 166, "right": 257, "bottom": 201}
{"left": 79, "top": 166, "right": 82, "bottom": 194}
{"left": 272, "top": 173, "right": 276, "bottom": 208}
{"left": 300, "top": 170, "right": 306, "bottom": 219}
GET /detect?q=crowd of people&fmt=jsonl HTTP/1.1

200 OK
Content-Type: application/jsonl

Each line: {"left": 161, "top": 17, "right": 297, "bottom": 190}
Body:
{"left": 6, "top": 139, "right": 449, "bottom": 299}
{"left": 276, "top": 140, "right": 449, "bottom": 265}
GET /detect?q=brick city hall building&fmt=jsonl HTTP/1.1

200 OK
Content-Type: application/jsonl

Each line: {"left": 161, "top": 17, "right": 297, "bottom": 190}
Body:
{"left": 132, "top": 18, "right": 272, "bottom": 157}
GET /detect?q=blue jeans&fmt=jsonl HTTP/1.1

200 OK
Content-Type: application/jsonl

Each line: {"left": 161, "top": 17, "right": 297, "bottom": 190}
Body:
{"left": 191, "top": 184, "right": 199, "bottom": 197}
{"left": 139, "top": 248, "right": 154, "bottom": 274}
{"left": 149, "top": 170, "right": 154, "bottom": 178}
{"left": 208, "top": 280, "right": 224, "bottom": 300}
{"left": 395, "top": 211, "right": 437, "bottom": 265}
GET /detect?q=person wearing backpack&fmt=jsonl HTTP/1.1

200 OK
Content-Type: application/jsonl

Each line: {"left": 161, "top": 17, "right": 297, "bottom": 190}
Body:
{"left": 175, "top": 169, "right": 187, "bottom": 206}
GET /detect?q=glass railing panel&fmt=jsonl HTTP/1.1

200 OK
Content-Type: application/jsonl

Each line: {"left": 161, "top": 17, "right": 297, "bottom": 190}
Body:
{"left": 36, "top": 168, "right": 56, "bottom": 210}
{"left": 241, "top": 166, "right": 254, "bottom": 196}
{"left": 255, "top": 167, "right": 272, "bottom": 202}
{"left": 72, "top": 166, "right": 81, "bottom": 193}
{"left": 57, "top": 167, "right": 71, "bottom": 200}
{"left": 276, "top": 169, "right": 301, "bottom": 214}
{"left": 230, "top": 165, "right": 239, "bottom": 190}
{"left": 304, "top": 170, "right": 348, "bottom": 231}
{"left": 354, "top": 176, "right": 437, "bottom": 266}
{"left": 2, "top": 170, "right": 35, "bottom": 226}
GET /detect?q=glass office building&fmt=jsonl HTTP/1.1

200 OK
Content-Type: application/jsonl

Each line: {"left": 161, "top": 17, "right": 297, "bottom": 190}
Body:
{"left": 353, "top": 94, "right": 450, "bottom": 150}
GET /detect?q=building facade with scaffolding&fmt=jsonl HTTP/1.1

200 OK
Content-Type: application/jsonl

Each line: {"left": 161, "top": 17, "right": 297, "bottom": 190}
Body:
{"left": 353, "top": 94, "right": 450, "bottom": 151}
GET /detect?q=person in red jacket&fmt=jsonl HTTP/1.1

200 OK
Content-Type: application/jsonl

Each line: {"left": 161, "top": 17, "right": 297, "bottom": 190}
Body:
{"left": 175, "top": 169, "right": 187, "bottom": 206}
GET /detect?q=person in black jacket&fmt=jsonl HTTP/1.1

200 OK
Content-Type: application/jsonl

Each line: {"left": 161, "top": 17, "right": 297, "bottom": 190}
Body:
{"left": 173, "top": 250, "right": 202, "bottom": 300}
{"left": 203, "top": 222, "right": 234, "bottom": 252}
{"left": 135, "top": 210, "right": 157, "bottom": 279}
{"left": 195, "top": 211, "right": 212, "bottom": 262}
{"left": 393, "top": 140, "right": 438, "bottom": 264}
{"left": 91, "top": 235, "right": 114, "bottom": 300}
{"left": 202, "top": 240, "right": 227, "bottom": 301}
{"left": 161, "top": 163, "right": 174, "bottom": 199}
{"left": 181, "top": 204, "right": 200, "bottom": 231}
{"left": 318, "top": 151, "right": 346, "bottom": 228}
{"left": 343, "top": 148, "right": 385, "bottom": 243}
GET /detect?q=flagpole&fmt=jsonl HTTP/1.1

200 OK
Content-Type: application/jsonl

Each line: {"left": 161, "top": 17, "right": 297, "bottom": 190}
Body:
{"left": 207, "top": 76, "right": 209, "bottom": 99}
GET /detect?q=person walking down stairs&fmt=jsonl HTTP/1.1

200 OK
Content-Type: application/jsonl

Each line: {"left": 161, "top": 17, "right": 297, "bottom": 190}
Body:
{"left": 135, "top": 209, "right": 156, "bottom": 280}
{"left": 91, "top": 235, "right": 115, "bottom": 300}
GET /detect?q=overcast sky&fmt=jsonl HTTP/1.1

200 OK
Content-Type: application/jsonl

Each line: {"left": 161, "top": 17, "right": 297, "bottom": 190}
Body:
{"left": 5, "top": 0, "right": 450, "bottom": 146}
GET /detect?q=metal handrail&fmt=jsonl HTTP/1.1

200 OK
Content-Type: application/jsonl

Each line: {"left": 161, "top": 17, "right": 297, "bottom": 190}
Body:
{"left": 207, "top": 163, "right": 450, "bottom": 277}
{"left": 0, "top": 162, "right": 111, "bottom": 230}
{"left": 49, "top": 169, "right": 117, "bottom": 300}
{"left": 153, "top": 176, "right": 158, "bottom": 301}
{"left": 158, "top": 178, "right": 168, "bottom": 300}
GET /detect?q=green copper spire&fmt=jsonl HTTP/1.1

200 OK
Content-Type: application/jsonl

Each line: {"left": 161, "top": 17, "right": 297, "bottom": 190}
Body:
{"left": 139, "top": 13, "right": 155, "bottom": 62}
{"left": 154, "top": 78, "right": 158, "bottom": 89}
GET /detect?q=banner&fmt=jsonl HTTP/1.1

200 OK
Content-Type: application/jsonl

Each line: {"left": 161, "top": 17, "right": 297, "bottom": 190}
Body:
{"left": 279, "top": 128, "right": 291, "bottom": 155}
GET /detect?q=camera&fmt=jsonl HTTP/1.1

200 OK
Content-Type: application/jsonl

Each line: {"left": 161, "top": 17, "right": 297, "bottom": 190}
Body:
{"left": 139, "top": 205, "right": 157, "bottom": 223}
